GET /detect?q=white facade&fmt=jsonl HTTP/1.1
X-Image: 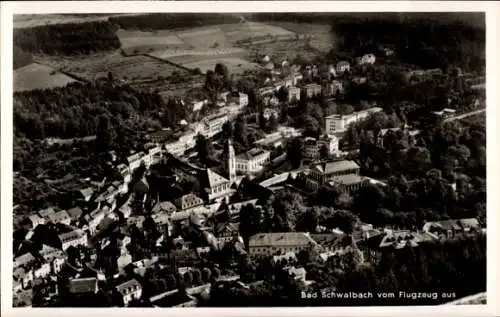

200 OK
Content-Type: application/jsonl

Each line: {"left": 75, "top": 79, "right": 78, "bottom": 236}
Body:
{"left": 236, "top": 148, "right": 271, "bottom": 174}
{"left": 116, "top": 279, "right": 143, "bottom": 306}
{"left": 288, "top": 86, "right": 301, "bottom": 102}
{"left": 336, "top": 61, "right": 350, "bottom": 74}
{"left": 59, "top": 230, "right": 88, "bottom": 251}
{"left": 358, "top": 53, "right": 376, "bottom": 65}
{"left": 325, "top": 107, "right": 383, "bottom": 134}
{"left": 34, "top": 262, "right": 51, "bottom": 279}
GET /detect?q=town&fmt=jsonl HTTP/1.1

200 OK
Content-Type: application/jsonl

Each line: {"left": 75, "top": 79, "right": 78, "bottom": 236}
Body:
{"left": 12, "top": 12, "right": 486, "bottom": 307}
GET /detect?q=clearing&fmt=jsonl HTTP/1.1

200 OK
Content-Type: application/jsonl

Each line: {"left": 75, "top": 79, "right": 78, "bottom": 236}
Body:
{"left": 14, "top": 63, "right": 79, "bottom": 92}
{"left": 117, "top": 29, "right": 192, "bottom": 55}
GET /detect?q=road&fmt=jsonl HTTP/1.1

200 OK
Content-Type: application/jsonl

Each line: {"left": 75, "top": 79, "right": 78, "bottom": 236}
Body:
{"left": 444, "top": 108, "right": 485, "bottom": 122}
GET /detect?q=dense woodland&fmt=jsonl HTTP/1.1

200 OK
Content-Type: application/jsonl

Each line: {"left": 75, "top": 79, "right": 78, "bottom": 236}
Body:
{"left": 109, "top": 13, "right": 241, "bottom": 30}
{"left": 14, "top": 21, "right": 121, "bottom": 55}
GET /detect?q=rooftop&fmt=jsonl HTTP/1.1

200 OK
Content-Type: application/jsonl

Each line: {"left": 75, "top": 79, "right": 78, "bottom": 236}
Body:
{"left": 330, "top": 174, "right": 367, "bottom": 186}
{"left": 249, "top": 232, "right": 317, "bottom": 248}
{"left": 314, "top": 160, "right": 360, "bottom": 174}
{"left": 236, "top": 148, "right": 270, "bottom": 161}
{"left": 68, "top": 277, "right": 98, "bottom": 294}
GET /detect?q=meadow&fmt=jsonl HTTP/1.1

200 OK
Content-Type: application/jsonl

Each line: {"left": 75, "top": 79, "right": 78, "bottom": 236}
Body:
{"left": 14, "top": 63, "right": 79, "bottom": 92}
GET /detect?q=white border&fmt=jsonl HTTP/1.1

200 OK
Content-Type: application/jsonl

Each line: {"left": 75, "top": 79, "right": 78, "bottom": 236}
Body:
{"left": 1, "top": 2, "right": 499, "bottom": 317}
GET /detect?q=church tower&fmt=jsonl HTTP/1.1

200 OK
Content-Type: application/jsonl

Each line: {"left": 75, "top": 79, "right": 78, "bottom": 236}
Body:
{"left": 226, "top": 138, "right": 236, "bottom": 183}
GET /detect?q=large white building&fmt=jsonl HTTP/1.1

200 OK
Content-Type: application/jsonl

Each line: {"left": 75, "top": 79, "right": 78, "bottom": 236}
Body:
{"left": 235, "top": 148, "right": 271, "bottom": 174}
{"left": 249, "top": 232, "right": 319, "bottom": 257}
{"left": 303, "top": 135, "right": 339, "bottom": 159}
{"left": 325, "top": 107, "right": 383, "bottom": 135}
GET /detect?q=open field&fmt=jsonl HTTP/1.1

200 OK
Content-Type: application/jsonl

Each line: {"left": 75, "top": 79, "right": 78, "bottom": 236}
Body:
{"left": 221, "top": 22, "right": 295, "bottom": 43}
{"left": 14, "top": 63, "right": 79, "bottom": 92}
{"left": 13, "top": 14, "right": 112, "bottom": 29}
{"left": 36, "top": 52, "right": 191, "bottom": 83}
{"left": 268, "top": 22, "right": 337, "bottom": 53}
{"left": 243, "top": 40, "right": 322, "bottom": 64}
{"left": 117, "top": 29, "right": 193, "bottom": 55}
{"left": 176, "top": 26, "right": 234, "bottom": 50}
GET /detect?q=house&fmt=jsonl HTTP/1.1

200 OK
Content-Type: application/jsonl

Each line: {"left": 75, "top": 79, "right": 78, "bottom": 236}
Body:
{"left": 301, "top": 83, "right": 322, "bottom": 98}
{"left": 378, "top": 230, "right": 436, "bottom": 249}
{"left": 13, "top": 267, "right": 34, "bottom": 289}
{"left": 329, "top": 174, "right": 370, "bottom": 193}
{"left": 432, "top": 108, "right": 456, "bottom": 119}
{"left": 78, "top": 188, "right": 94, "bottom": 202}
{"left": 227, "top": 92, "right": 249, "bottom": 107}
{"left": 423, "top": 218, "right": 481, "bottom": 239}
{"left": 199, "top": 168, "right": 232, "bottom": 201}
{"left": 214, "top": 222, "right": 241, "bottom": 245}
{"left": 14, "top": 252, "right": 36, "bottom": 269}
{"left": 127, "top": 152, "right": 144, "bottom": 172}
{"left": 39, "top": 244, "right": 64, "bottom": 263}
{"left": 310, "top": 232, "right": 346, "bottom": 253}
{"left": 174, "top": 193, "right": 204, "bottom": 211}
{"left": 248, "top": 232, "right": 318, "bottom": 257}
{"left": 323, "top": 80, "right": 344, "bottom": 96}
{"left": 38, "top": 207, "right": 56, "bottom": 219}
{"left": 87, "top": 209, "right": 108, "bottom": 235}
{"left": 58, "top": 229, "right": 88, "bottom": 251}
{"left": 235, "top": 148, "right": 271, "bottom": 174}
{"left": 150, "top": 290, "right": 198, "bottom": 308}
{"left": 263, "top": 107, "right": 279, "bottom": 120}
{"left": 33, "top": 262, "right": 52, "bottom": 279}
{"left": 310, "top": 160, "right": 360, "bottom": 184}
{"left": 47, "top": 210, "right": 71, "bottom": 226}
{"left": 288, "top": 86, "right": 301, "bottom": 102}
{"left": 197, "top": 112, "right": 230, "bottom": 138}
{"left": 68, "top": 277, "right": 99, "bottom": 295}
{"left": 67, "top": 207, "right": 83, "bottom": 222}
{"left": 152, "top": 213, "right": 173, "bottom": 235}
{"left": 116, "top": 279, "right": 142, "bottom": 306}
{"left": 283, "top": 266, "right": 307, "bottom": 283}
{"left": 147, "top": 129, "right": 172, "bottom": 143}
{"left": 358, "top": 53, "right": 376, "bottom": 65}
{"left": 52, "top": 256, "right": 66, "bottom": 274}
{"left": 254, "top": 127, "right": 302, "bottom": 149}
{"left": 336, "top": 61, "right": 350, "bottom": 74}
{"left": 192, "top": 99, "right": 208, "bottom": 112}
{"left": 325, "top": 107, "right": 383, "bottom": 135}
{"left": 27, "top": 215, "right": 45, "bottom": 230}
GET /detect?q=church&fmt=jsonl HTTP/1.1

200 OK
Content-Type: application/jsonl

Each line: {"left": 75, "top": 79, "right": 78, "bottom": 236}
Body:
{"left": 198, "top": 139, "right": 237, "bottom": 202}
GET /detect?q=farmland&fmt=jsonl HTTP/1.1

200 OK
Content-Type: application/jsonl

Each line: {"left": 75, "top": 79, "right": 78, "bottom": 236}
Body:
{"left": 36, "top": 52, "right": 191, "bottom": 85}
{"left": 14, "top": 63, "right": 79, "bottom": 92}
{"left": 242, "top": 40, "right": 323, "bottom": 64}
{"left": 265, "top": 22, "right": 337, "bottom": 53}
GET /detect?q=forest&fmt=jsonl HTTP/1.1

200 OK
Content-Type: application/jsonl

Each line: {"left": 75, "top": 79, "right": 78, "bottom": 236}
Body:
{"left": 108, "top": 13, "right": 240, "bottom": 30}
{"left": 14, "top": 21, "right": 121, "bottom": 55}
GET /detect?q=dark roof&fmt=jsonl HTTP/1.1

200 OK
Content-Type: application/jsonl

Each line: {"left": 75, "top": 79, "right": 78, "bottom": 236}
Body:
{"left": 67, "top": 207, "right": 83, "bottom": 220}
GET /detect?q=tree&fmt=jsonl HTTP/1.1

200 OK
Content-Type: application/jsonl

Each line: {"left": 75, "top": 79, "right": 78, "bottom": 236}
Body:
{"left": 286, "top": 138, "right": 304, "bottom": 169}
{"left": 195, "top": 134, "right": 212, "bottom": 165}
{"left": 193, "top": 268, "right": 203, "bottom": 286}
{"left": 239, "top": 204, "right": 262, "bottom": 248}
{"left": 267, "top": 115, "right": 279, "bottom": 132}
{"left": 222, "top": 121, "right": 234, "bottom": 139}
{"left": 184, "top": 271, "right": 193, "bottom": 287}
{"left": 234, "top": 119, "right": 249, "bottom": 148}
{"left": 215, "top": 63, "right": 230, "bottom": 85}
{"left": 95, "top": 115, "right": 115, "bottom": 152}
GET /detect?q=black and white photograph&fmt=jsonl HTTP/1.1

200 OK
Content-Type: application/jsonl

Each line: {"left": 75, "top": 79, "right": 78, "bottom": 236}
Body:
{"left": 2, "top": 1, "right": 497, "bottom": 314}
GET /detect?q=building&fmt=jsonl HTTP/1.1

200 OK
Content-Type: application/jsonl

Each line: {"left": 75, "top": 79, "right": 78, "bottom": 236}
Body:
{"left": 47, "top": 210, "right": 71, "bottom": 226}
{"left": 336, "top": 61, "right": 350, "bottom": 74}
{"left": 199, "top": 168, "right": 232, "bottom": 201}
{"left": 254, "top": 126, "right": 302, "bottom": 149}
{"left": 68, "top": 277, "right": 98, "bottom": 295}
{"left": 27, "top": 215, "right": 45, "bottom": 230}
{"left": 248, "top": 232, "right": 319, "bottom": 257}
{"left": 116, "top": 279, "right": 143, "bottom": 306}
{"left": 329, "top": 174, "right": 370, "bottom": 193}
{"left": 58, "top": 229, "right": 88, "bottom": 251}
{"left": 14, "top": 253, "right": 36, "bottom": 269}
{"left": 224, "top": 139, "right": 237, "bottom": 183}
{"left": 33, "top": 262, "right": 52, "bottom": 279}
{"left": 236, "top": 148, "right": 271, "bottom": 174}
{"left": 227, "top": 92, "right": 249, "bottom": 107}
{"left": 197, "top": 112, "right": 230, "bottom": 138}
{"left": 432, "top": 108, "right": 456, "bottom": 119}
{"left": 303, "top": 135, "right": 339, "bottom": 159}
{"left": 127, "top": 152, "right": 145, "bottom": 172}
{"left": 358, "top": 53, "right": 376, "bottom": 65}
{"left": 325, "top": 107, "right": 383, "bottom": 135}
{"left": 147, "top": 129, "right": 172, "bottom": 143}
{"left": 39, "top": 244, "right": 64, "bottom": 263}
{"left": 67, "top": 207, "right": 83, "bottom": 222}
{"left": 174, "top": 193, "right": 204, "bottom": 212}
{"left": 310, "top": 160, "right": 360, "bottom": 184}
{"left": 262, "top": 107, "right": 279, "bottom": 120}
{"left": 288, "top": 86, "right": 301, "bottom": 102}
{"left": 323, "top": 80, "right": 344, "bottom": 96}
{"left": 422, "top": 218, "right": 481, "bottom": 239}
{"left": 301, "top": 83, "right": 322, "bottom": 98}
